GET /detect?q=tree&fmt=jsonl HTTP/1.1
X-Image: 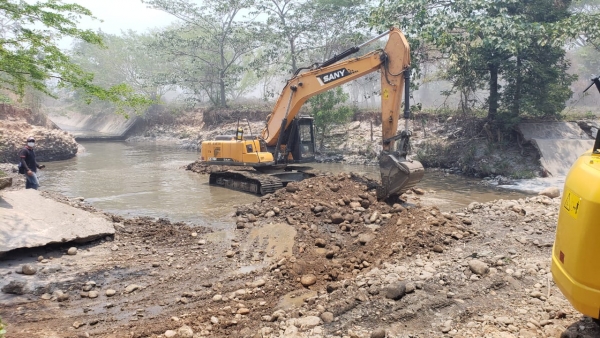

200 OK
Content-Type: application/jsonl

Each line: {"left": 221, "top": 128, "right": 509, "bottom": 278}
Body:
{"left": 0, "top": 0, "right": 151, "bottom": 111}
{"left": 144, "top": 0, "right": 261, "bottom": 107}
{"left": 370, "top": 0, "right": 599, "bottom": 122}
{"left": 308, "top": 86, "right": 353, "bottom": 149}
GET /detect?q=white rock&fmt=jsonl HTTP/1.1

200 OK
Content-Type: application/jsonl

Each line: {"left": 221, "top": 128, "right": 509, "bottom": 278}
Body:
{"left": 177, "top": 325, "right": 194, "bottom": 338}
{"left": 290, "top": 316, "right": 322, "bottom": 328}
{"left": 539, "top": 187, "right": 560, "bottom": 199}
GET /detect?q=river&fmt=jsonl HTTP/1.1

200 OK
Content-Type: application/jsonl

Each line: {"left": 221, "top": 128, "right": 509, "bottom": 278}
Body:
{"left": 39, "top": 141, "right": 532, "bottom": 228}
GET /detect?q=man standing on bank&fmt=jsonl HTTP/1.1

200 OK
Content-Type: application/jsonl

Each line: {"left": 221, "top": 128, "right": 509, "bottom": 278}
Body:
{"left": 19, "top": 137, "right": 45, "bottom": 189}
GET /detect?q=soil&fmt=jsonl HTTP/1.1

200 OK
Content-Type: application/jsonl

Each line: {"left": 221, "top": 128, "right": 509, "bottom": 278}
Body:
{"left": 1, "top": 172, "right": 598, "bottom": 338}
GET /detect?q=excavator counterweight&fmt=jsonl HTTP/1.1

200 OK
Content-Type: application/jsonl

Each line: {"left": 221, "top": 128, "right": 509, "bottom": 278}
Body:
{"left": 200, "top": 27, "right": 424, "bottom": 197}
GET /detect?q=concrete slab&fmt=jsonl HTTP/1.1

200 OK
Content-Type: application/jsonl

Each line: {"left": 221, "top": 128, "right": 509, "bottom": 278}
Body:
{"left": 532, "top": 139, "right": 594, "bottom": 176}
{"left": 0, "top": 189, "right": 114, "bottom": 254}
{"left": 517, "top": 122, "right": 590, "bottom": 141}
{"left": 517, "top": 122, "right": 595, "bottom": 177}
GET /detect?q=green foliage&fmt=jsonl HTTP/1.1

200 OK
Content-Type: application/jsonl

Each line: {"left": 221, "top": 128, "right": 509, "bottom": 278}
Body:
{"left": 369, "top": 0, "right": 599, "bottom": 125}
{"left": 308, "top": 87, "right": 353, "bottom": 149}
{"left": 0, "top": 0, "right": 152, "bottom": 112}
{"left": 0, "top": 316, "right": 5, "bottom": 338}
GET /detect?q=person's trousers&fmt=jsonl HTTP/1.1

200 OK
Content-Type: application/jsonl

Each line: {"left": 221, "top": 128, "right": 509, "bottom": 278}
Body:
{"left": 25, "top": 172, "right": 40, "bottom": 189}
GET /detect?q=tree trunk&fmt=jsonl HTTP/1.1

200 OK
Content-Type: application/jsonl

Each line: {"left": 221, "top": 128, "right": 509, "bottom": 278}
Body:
{"left": 290, "top": 38, "right": 297, "bottom": 74}
{"left": 219, "top": 75, "right": 226, "bottom": 107}
{"left": 488, "top": 63, "right": 499, "bottom": 120}
{"left": 512, "top": 55, "right": 522, "bottom": 117}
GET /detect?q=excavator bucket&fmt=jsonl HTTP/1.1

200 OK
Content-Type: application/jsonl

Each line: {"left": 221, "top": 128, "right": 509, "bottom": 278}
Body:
{"left": 378, "top": 152, "right": 424, "bottom": 198}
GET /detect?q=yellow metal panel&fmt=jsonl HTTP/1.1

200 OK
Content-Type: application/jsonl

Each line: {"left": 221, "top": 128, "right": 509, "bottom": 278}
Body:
{"left": 552, "top": 151, "right": 600, "bottom": 318}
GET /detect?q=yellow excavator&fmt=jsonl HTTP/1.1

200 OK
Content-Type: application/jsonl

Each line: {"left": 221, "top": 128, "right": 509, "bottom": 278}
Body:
{"left": 551, "top": 75, "right": 600, "bottom": 320}
{"left": 200, "top": 27, "right": 424, "bottom": 197}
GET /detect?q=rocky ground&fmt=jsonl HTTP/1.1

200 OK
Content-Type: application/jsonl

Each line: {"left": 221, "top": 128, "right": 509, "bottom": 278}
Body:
{"left": 1, "top": 170, "right": 598, "bottom": 338}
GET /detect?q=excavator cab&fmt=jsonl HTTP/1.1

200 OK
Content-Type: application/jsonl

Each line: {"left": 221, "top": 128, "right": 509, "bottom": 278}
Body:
{"left": 271, "top": 116, "right": 316, "bottom": 164}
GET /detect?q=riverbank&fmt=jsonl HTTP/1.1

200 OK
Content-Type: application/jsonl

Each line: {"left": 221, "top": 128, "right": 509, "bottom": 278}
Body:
{"left": 0, "top": 104, "right": 78, "bottom": 170}
{"left": 119, "top": 109, "right": 548, "bottom": 180}
{"left": 0, "top": 170, "right": 597, "bottom": 338}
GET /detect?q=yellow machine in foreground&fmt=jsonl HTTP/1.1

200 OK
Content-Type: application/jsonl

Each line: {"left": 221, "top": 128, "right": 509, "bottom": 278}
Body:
{"left": 201, "top": 27, "right": 424, "bottom": 197}
{"left": 552, "top": 76, "right": 600, "bottom": 319}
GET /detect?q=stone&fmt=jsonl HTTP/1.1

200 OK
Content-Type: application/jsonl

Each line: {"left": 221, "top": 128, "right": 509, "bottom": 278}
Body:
{"left": 321, "top": 312, "right": 334, "bottom": 323}
{"left": 226, "top": 250, "right": 235, "bottom": 258}
{"left": 124, "top": 284, "right": 140, "bottom": 294}
{"left": 384, "top": 282, "right": 406, "bottom": 300}
{"left": 177, "top": 325, "right": 194, "bottom": 338}
{"left": 2, "top": 280, "right": 28, "bottom": 295}
{"left": 73, "top": 321, "right": 84, "bottom": 329}
{"left": 468, "top": 259, "right": 489, "bottom": 276}
{"left": 111, "top": 245, "right": 118, "bottom": 251}
{"left": 210, "top": 316, "right": 219, "bottom": 324}
{"left": 331, "top": 213, "right": 344, "bottom": 224}
{"left": 432, "top": 245, "right": 444, "bottom": 253}
{"left": 300, "top": 274, "right": 317, "bottom": 287}
{"left": 88, "top": 291, "right": 98, "bottom": 298}
{"left": 21, "top": 264, "right": 37, "bottom": 275}
{"left": 358, "top": 233, "right": 374, "bottom": 245}
{"left": 413, "top": 188, "right": 425, "bottom": 195}
{"left": 291, "top": 316, "right": 322, "bottom": 328}
{"left": 164, "top": 330, "right": 177, "bottom": 338}
{"left": 248, "top": 279, "right": 265, "bottom": 288}
{"left": 212, "top": 294, "right": 223, "bottom": 301}
{"left": 67, "top": 247, "right": 78, "bottom": 255}
{"left": 56, "top": 291, "right": 70, "bottom": 302}
{"left": 265, "top": 210, "right": 276, "bottom": 218}
{"left": 237, "top": 308, "right": 250, "bottom": 315}
{"left": 315, "top": 238, "right": 327, "bottom": 247}
{"left": 539, "top": 187, "right": 560, "bottom": 199}
{"left": 405, "top": 283, "right": 416, "bottom": 294}
{"left": 40, "top": 293, "right": 52, "bottom": 300}
{"left": 105, "top": 289, "right": 116, "bottom": 297}
{"left": 371, "top": 328, "right": 387, "bottom": 338}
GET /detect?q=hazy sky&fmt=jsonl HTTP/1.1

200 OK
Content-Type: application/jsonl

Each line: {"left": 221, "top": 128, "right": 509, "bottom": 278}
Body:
{"left": 69, "top": 0, "right": 176, "bottom": 35}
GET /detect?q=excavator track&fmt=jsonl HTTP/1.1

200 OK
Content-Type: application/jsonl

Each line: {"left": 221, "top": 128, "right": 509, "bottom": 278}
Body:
{"left": 209, "top": 170, "right": 283, "bottom": 195}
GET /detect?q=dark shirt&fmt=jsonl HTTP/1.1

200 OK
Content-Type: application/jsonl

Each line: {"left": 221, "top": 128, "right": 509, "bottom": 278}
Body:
{"left": 18, "top": 147, "right": 38, "bottom": 172}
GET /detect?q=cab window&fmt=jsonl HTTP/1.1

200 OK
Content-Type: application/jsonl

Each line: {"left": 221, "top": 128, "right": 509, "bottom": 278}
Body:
{"left": 246, "top": 144, "right": 253, "bottom": 153}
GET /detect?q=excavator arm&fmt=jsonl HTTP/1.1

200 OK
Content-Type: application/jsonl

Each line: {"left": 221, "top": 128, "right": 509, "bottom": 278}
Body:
{"left": 261, "top": 27, "right": 423, "bottom": 196}
{"left": 261, "top": 27, "right": 410, "bottom": 151}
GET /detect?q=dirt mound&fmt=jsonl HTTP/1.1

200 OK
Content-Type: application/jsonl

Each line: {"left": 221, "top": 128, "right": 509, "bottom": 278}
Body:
{"left": 233, "top": 173, "right": 471, "bottom": 290}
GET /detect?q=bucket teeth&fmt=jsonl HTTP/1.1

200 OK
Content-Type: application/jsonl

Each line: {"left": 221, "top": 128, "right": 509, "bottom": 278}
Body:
{"left": 378, "top": 152, "right": 424, "bottom": 198}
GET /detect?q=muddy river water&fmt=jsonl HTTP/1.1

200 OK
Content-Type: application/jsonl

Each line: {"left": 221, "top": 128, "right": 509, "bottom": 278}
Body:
{"left": 39, "top": 141, "right": 531, "bottom": 229}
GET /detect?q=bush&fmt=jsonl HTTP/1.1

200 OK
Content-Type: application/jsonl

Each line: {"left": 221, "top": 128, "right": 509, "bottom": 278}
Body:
{"left": 0, "top": 317, "right": 6, "bottom": 338}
